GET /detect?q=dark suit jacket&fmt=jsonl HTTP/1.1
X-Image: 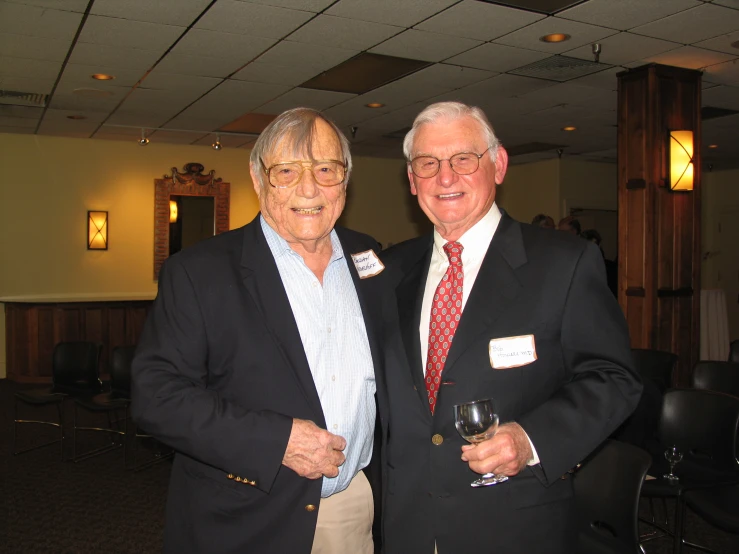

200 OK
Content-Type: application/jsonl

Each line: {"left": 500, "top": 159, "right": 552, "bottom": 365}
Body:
{"left": 131, "top": 215, "right": 388, "bottom": 554}
{"left": 380, "top": 214, "right": 641, "bottom": 554}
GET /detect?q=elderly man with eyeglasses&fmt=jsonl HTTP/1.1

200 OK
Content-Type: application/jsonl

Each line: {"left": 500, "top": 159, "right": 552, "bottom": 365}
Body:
{"left": 132, "top": 108, "right": 387, "bottom": 554}
{"left": 379, "top": 102, "right": 641, "bottom": 553}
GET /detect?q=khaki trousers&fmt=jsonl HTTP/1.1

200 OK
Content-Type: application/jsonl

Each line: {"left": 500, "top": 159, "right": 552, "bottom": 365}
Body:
{"left": 311, "top": 470, "right": 374, "bottom": 554}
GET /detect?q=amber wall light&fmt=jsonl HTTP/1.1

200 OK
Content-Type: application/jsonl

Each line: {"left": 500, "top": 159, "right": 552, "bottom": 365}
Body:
{"left": 669, "top": 130, "right": 694, "bottom": 191}
{"left": 88, "top": 211, "right": 108, "bottom": 250}
{"left": 169, "top": 200, "right": 178, "bottom": 223}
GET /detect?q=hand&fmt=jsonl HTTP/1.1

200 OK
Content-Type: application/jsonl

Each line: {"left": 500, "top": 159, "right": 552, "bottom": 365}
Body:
{"left": 460, "top": 422, "right": 533, "bottom": 478}
{"left": 282, "top": 419, "right": 347, "bottom": 479}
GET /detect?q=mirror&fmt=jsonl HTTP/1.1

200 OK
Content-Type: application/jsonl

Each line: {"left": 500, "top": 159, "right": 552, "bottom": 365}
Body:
{"left": 154, "top": 162, "right": 230, "bottom": 280}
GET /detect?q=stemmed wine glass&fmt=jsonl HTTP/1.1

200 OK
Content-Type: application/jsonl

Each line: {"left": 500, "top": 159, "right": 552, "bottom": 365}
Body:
{"left": 663, "top": 445, "right": 683, "bottom": 483}
{"left": 454, "top": 398, "right": 508, "bottom": 487}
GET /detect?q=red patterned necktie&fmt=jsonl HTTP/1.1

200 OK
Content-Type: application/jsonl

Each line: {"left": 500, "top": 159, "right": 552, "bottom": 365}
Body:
{"left": 424, "top": 241, "right": 464, "bottom": 415}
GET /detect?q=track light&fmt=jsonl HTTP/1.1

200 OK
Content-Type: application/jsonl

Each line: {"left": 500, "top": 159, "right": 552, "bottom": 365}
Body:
{"left": 212, "top": 134, "right": 222, "bottom": 150}
{"left": 138, "top": 128, "right": 150, "bottom": 146}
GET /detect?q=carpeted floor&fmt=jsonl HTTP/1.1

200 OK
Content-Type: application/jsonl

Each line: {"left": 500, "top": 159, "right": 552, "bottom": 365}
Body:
{"left": 1, "top": 378, "right": 738, "bottom": 553}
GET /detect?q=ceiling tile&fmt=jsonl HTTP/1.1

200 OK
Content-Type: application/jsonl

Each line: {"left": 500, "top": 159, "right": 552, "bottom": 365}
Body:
{"left": 446, "top": 43, "right": 550, "bottom": 72}
{"left": 7, "top": 0, "right": 89, "bottom": 11}
{"left": 568, "top": 66, "right": 621, "bottom": 90}
{"left": 91, "top": 0, "right": 213, "bottom": 26}
{"left": 557, "top": 0, "right": 701, "bottom": 30}
{"left": 104, "top": 111, "right": 174, "bottom": 128}
{"left": 286, "top": 15, "right": 402, "bottom": 50}
{"left": 0, "top": 32, "right": 70, "bottom": 62}
{"left": 0, "top": 2, "right": 83, "bottom": 40}
{"left": 141, "top": 71, "right": 222, "bottom": 93}
{"left": 68, "top": 42, "right": 164, "bottom": 71}
{"left": 494, "top": 17, "right": 618, "bottom": 54}
{"left": 119, "top": 87, "right": 203, "bottom": 116}
{"left": 0, "top": 105, "right": 44, "bottom": 118}
{"left": 0, "top": 56, "right": 61, "bottom": 80}
{"left": 0, "top": 115, "right": 37, "bottom": 128}
{"left": 630, "top": 3, "right": 739, "bottom": 44}
{"left": 640, "top": 46, "right": 736, "bottom": 70}
{"left": 183, "top": 80, "right": 290, "bottom": 119}
{"left": 369, "top": 30, "right": 482, "bottom": 63}
{"left": 60, "top": 63, "right": 147, "bottom": 88}
{"left": 702, "top": 58, "right": 739, "bottom": 86}
{"left": 0, "top": 75, "right": 56, "bottom": 94}
{"left": 564, "top": 32, "right": 680, "bottom": 66}
{"left": 712, "top": 0, "right": 739, "bottom": 8}
{"left": 693, "top": 30, "right": 739, "bottom": 55}
{"left": 236, "top": 0, "right": 336, "bottom": 11}
{"left": 254, "top": 88, "right": 356, "bottom": 114}
{"left": 155, "top": 53, "right": 247, "bottom": 79}
{"left": 703, "top": 84, "right": 739, "bottom": 110}
{"left": 195, "top": 0, "right": 314, "bottom": 38}
{"left": 164, "top": 113, "right": 239, "bottom": 132}
{"left": 416, "top": 0, "right": 545, "bottom": 41}
{"left": 77, "top": 15, "right": 185, "bottom": 50}
{"left": 255, "top": 41, "right": 358, "bottom": 73}
{"left": 48, "top": 90, "right": 124, "bottom": 112}
{"left": 172, "top": 29, "right": 276, "bottom": 61}
{"left": 518, "top": 82, "right": 615, "bottom": 110}
{"left": 326, "top": 0, "right": 458, "bottom": 26}
{"left": 231, "top": 61, "right": 323, "bottom": 86}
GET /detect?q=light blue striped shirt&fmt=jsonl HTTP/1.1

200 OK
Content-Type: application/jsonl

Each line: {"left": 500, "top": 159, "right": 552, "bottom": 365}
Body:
{"left": 261, "top": 216, "right": 376, "bottom": 497}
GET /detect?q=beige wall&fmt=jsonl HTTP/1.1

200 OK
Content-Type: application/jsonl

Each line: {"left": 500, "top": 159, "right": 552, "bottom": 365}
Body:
{"left": 497, "top": 159, "right": 561, "bottom": 224}
{"left": 559, "top": 159, "right": 618, "bottom": 213}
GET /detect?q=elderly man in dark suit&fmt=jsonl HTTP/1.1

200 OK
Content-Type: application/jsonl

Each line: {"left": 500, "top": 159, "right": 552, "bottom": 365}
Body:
{"left": 132, "top": 108, "right": 387, "bottom": 554}
{"left": 380, "top": 101, "right": 641, "bottom": 554}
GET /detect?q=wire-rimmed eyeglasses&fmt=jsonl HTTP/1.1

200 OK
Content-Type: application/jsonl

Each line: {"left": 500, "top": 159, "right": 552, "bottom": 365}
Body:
{"left": 409, "top": 147, "right": 492, "bottom": 179}
{"left": 262, "top": 159, "right": 347, "bottom": 189}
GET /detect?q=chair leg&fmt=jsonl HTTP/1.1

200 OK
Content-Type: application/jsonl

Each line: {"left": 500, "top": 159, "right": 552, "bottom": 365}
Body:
{"left": 674, "top": 494, "right": 686, "bottom": 554}
{"left": 72, "top": 404, "right": 125, "bottom": 463}
{"left": 13, "top": 396, "right": 66, "bottom": 458}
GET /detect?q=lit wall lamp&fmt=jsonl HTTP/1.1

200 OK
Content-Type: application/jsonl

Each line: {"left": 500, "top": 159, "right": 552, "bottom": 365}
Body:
{"left": 669, "top": 130, "right": 694, "bottom": 191}
{"left": 169, "top": 200, "right": 178, "bottom": 223}
{"left": 87, "top": 211, "right": 108, "bottom": 250}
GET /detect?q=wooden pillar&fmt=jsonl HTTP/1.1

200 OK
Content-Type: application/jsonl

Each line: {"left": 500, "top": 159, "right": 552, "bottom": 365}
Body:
{"left": 617, "top": 64, "right": 702, "bottom": 386}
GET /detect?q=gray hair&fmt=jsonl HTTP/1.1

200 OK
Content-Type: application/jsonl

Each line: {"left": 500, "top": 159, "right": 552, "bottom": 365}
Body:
{"left": 249, "top": 107, "right": 352, "bottom": 189}
{"left": 403, "top": 101, "right": 501, "bottom": 162}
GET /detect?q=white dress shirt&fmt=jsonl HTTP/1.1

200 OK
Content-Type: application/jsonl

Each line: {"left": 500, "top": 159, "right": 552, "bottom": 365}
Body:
{"left": 418, "top": 204, "right": 539, "bottom": 465}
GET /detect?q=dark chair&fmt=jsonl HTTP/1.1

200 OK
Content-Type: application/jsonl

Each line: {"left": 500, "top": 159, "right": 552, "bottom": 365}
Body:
{"left": 729, "top": 340, "right": 739, "bottom": 363}
{"left": 640, "top": 389, "right": 739, "bottom": 553}
{"left": 71, "top": 345, "right": 135, "bottom": 462}
{"left": 13, "top": 341, "right": 103, "bottom": 458}
{"left": 682, "top": 484, "right": 739, "bottom": 553}
{"left": 574, "top": 439, "right": 651, "bottom": 554}
{"left": 631, "top": 348, "right": 677, "bottom": 393}
{"left": 692, "top": 361, "right": 739, "bottom": 398}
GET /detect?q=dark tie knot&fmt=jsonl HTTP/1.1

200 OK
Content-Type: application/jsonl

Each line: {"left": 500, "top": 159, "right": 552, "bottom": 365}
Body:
{"left": 443, "top": 242, "right": 463, "bottom": 266}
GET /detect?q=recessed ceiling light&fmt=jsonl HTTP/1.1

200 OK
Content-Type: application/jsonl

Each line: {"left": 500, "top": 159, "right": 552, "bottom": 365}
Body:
{"left": 708, "top": 144, "right": 718, "bottom": 149}
{"left": 91, "top": 73, "right": 115, "bottom": 81}
{"left": 540, "top": 33, "right": 571, "bottom": 43}
{"left": 73, "top": 88, "right": 114, "bottom": 98}
{"left": 67, "top": 115, "right": 87, "bottom": 120}
{"left": 366, "top": 102, "right": 385, "bottom": 108}
{"left": 562, "top": 126, "right": 577, "bottom": 131}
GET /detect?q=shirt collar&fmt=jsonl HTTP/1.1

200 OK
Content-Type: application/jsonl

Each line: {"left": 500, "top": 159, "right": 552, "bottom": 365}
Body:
{"left": 260, "top": 214, "right": 343, "bottom": 262}
{"left": 432, "top": 203, "right": 502, "bottom": 262}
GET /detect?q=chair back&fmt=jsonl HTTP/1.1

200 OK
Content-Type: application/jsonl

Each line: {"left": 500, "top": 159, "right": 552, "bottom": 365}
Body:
{"left": 692, "top": 361, "right": 739, "bottom": 398}
{"left": 109, "top": 346, "right": 136, "bottom": 398}
{"left": 52, "top": 341, "right": 103, "bottom": 395}
{"left": 659, "top": 389, "right": 739, "bottom": 480}
{"left": 631, "top": 348, "right": 677, "bottom": 393}
{"left": 574, "top": 439, "right": 651, "bottom": 554}
{"left": 729, "top": 340, "right": 739, "bottom": 363}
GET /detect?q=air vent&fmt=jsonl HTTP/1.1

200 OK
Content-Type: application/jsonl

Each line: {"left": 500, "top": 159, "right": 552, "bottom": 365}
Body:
{"left": 506, "top": 142, "right": 565, "bottom": 156}
{"left": 0, "top": 90, "right": 48, "bottom": 107}
{"left": 476, "top": 0, "right": 585, "bottom": 15}
{"left": 701, "top": 106, "right": 739, "bottom": 120}
{"left": 509, "top": 56, "right": 611, "bottom": 82}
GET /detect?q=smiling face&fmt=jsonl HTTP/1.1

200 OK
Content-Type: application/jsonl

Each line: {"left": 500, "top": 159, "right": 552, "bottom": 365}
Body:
{"left": 250, "top": 117, "right": 346, "bottom": 253}
{"left": 408, "top": 115, "right": 508, "bottom": 242}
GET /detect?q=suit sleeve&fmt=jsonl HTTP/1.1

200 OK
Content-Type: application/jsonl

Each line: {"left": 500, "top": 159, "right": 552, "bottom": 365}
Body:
{"left": 517, "top": 242, "right": 642, "bottom": 484}
{"left": 131, "top": 256, "right": 293, "bottom": 492}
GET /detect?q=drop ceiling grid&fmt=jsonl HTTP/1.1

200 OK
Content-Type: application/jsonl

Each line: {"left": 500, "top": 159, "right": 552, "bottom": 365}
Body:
{"left": 629, "top": 2, "right": 739, "bottom": 44}
{"left": 193, "top": 1, "right": 315, "bottom": 38}
{"left": 369, "top": 29, "right": 483, "bottom": 62}
{"left": 285, "top": 14, "right": 404, "bottom": 51}
{"left": 324, "top": 0, "right": 460, "bottom": 27}
{"left": 556, "top": 0, "right": 703, "bottom": 30}
{"left": 89, "top": 0, "right": 214, "bottom": 26}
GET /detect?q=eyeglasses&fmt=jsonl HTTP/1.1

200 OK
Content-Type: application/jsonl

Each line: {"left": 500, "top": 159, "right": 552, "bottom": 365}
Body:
{"left": 263, "top": 159, "right": 347, "bottom": 188}
{"left": 409, "top": 147, "right": 492, "bottom": 178}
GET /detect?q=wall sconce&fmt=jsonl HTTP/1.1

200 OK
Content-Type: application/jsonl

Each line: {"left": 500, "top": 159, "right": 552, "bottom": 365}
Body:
{"left": 169, "top": 200, "right": 178, "bottom": 223}
{"left": 87, "top": 211, "right": 108, "bottom": 250}
{"left": 669, "top": 130, "right": 694, "bottom": 191}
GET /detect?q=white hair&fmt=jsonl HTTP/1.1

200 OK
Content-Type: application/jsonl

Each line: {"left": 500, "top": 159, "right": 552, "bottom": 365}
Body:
{"left": 403, "top": 101, "right": 501, "bottom": 162}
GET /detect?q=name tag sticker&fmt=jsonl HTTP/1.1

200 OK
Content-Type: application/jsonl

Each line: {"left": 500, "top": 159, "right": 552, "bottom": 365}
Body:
{"left": 351, "top": 249, "right": 385, "bottom": 279}
{"left": 488, "top": 334, "right": 537, "bottom": 369}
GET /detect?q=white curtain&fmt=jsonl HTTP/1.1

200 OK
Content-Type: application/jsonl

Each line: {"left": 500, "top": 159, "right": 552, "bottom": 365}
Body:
{"left": 700, "top": 289, "right": 730, "bottom": 361}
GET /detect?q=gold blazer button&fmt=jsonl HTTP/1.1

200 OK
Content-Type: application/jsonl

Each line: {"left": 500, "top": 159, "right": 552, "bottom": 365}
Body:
{"left": 305, "top": 504, "right": 316, "bottom": 512}
{"left": 431, "top": 434, "right": 444, "bottom": 445}
{"left": 227, "top": 474, "right": 234, "bottom": 480}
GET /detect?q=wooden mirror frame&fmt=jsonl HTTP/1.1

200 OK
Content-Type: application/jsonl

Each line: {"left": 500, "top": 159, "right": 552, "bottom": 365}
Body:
{"left": 154, "top": 162, "right": 230, "bottom": 280}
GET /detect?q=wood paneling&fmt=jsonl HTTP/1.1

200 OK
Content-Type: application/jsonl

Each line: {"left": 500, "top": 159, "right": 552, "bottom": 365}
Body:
{"left": 4, "top": 301, "right": 152, "bottom": 383}
{"left": 617, "top": 64, "right": 702, "bottom": 386}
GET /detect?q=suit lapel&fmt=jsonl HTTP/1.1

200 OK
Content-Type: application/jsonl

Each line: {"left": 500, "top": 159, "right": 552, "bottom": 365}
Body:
{"left": 239, "top": 216, "right": 326, "bottom": 425}
{"left": 396, "top": 239, "right": 434, "bottom": 411}
{"left": 444, "top": 215, "right": 528, "bottom": 375}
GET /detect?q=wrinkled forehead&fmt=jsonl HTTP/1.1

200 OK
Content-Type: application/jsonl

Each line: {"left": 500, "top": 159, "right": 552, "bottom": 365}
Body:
{"left": 412, "top": 115, "right": 486, "bottom": 156}
{"left": 265, "top": 119, "right": 342, "bottom": 164}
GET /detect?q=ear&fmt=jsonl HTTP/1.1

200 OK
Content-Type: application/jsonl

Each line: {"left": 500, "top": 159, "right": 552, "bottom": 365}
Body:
{"left": 249, "top": 163, "right": 262, "bottom": 198}
{"left": 493, "top": 146, "right": 509, "bottom": 185}
{"left": 408, "top": 165, "right": 418, "bottom": 196}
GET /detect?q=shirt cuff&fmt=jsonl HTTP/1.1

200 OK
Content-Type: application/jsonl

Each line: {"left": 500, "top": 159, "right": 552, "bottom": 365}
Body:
{"left": 525, "top": 431, "right": 540, "bottom": 466}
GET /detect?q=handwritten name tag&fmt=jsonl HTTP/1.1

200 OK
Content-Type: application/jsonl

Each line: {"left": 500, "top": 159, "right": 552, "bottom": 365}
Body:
{"left": 351, "top": 249, "right": 385, "bottom": 279}
{"left": 488, "top": 334, "right": 537, "bottom": 369}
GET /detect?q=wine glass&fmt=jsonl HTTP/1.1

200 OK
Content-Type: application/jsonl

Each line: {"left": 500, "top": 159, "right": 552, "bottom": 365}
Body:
{"left": 663, "top": 445, "right": 683, "bottom": 483}
{"left": 454, "top": 398, "right": 508, "bottom": 487}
